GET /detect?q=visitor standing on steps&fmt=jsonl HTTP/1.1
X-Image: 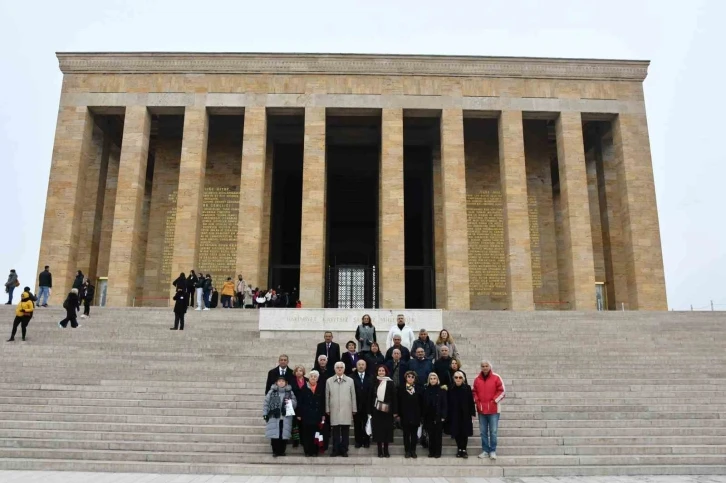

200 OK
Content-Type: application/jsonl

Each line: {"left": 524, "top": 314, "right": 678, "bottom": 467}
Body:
{"left": 37, "top": 266, "right": 52, "bottom": 307}
{"left": 433, "top": 346, "right": 454, "bottom": 389}
{"left": 58, "top": 288, "right": 80, "bottom": 328}
{"left": 263, "top": 376, "right": 297, "bottom": 457}
{"left": 221, "top": 277, "right": 235, "bottom": 308}
{"left": 436, "top": 328, "right": 459, "bottom": 360}
{"left": 422, "top": 372, "right": 447, "bottom": 458}
{"left": 398, "top": 370, "right": 423, "bottom": 459}
{"left": 72, "top": 270, "right": 84, "bottom": 291}
{"left": 7, "top": 289, "right": 34, "bottom": 342}
{"left": 4, "top": 269, "right": 18, "bottom": 305}
{"left": 170, "top": 287, "right": 187, "bottom": 330}
{"left": 296, "top": 369, "right": 325, "bottom": 457}
{"left": 235, "top": 274, "right": 246, "bottom": 308}
{"left": 409, "top": 347, "right": 434, "bottom": 383}
{"left": 80, "top": 279, "right": 95, "bottom": 319}
{"left": 351, "top": 359, "right": 371, "bottom": 449}
{"left": 364, "top": 342, "right": 385, "bottom": 376}
{"left": 203, "top": 274, "right": 213, "bottom": 310}
{"left": 386, "top": 314, "right": 415, "bottom": 350}
{"left": 355, "top": 313, "right": 376, "bottom": 356}
{"left": 325, "top": 362, "right": 356, "bottom": 457}
{"left": 411, "top": 328, "right": 437, "bottom": 362}
{"left": 384, "top": 335, "right": 411, "bottom": 362}
{"left": 172, "top": 272, "right": 186, "bottom": 291}
{"left": 473, "top": 360, "right": 505, "bottom": 461}
{"left": 370, "top": 364, "right": 396, "bottom": 458}
{"left": 194, "top": 272, "right": 205, "bottom": 310}
{"left": 314, "top": 331, "right": 341, "bottom": 368}
{"left": 448, "top": 370, "right": 475, "bottom": 458}
{"left": 340, "top": 340, "right": 360, "bottom": 375}
{"left": 186, "top": 271, "right": 197, "bottom": 307}
{"left": 265, "top": 355, "right": 295, "bottom": 395}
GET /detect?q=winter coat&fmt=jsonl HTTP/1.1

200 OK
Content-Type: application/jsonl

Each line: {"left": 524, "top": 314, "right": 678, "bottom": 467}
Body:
{"left": 472, "top": 371, "right": 506, "bottom": 415}
{"left": 355, "top": 324, "right": 377, "bottom": 352}
{"left": 263, "top": 384, "right": 297, "bottom": 439}
{"left": 82, "top": 284, "right": 95, "bottom": 303}
{"left": 370, "top": 378, "right": 397, "bottom": 442}
{"left": 398, "top": 384, "right": 423, "bottom": 426}
{"left": 72, "top": 274, "right": 84, "bottom": 290}
{"left": 15, "top": 293, "right": 34, "bottom": 318}
{"left": 447, "top": 382, "right": 475, "bottom": 438}
{"left": 5, "top": 272, "right": 18, "bottom": 288}
{"left": 173, "top": 292, "right": 188, "bottom": 314}
{"left": 341, "top": 351, "right": 363, "bottom": 375}
{"left": 411, "top": 337, "right": 437, "bottom": 361}
{"left": 265, "top": 366, "right": 295, "bottom": 395}
{"left": 203, "top": 278, "right": 213, "bottom": 291}
{"left": 408, "top": 358, "right": 434, "bottom": 384}
{"left": 385, "top": 360, "right": 409, "bottom": 388}
{"left": 422, "top": 385, "right": 448, "bottom": 424}
{"left": 325, "top": 375, "right": 356, "bottom": 426}
{"left": 364, "top": 351, "right": 385, "bottom": 376}
{"left": 62, "top": 292, "right": 79, "bottom": 317}
{"left": 434, "top": 357, "right": 454, "bottom": 388}
{"left": 384, "top": 345, "right": 411, "bottom": 362}
{"left": 386, "top": 324, "right": 415, "bottom": 350}
{"left": 221, "top": 281, "right": 235, "bottom": 296}
{"left": 172, "top": 275, "right": 186, "bottom": 289}
{"left": 436, "top": 341, "right": 459, "bottom": 360}
{"left": 297, "top": 382, "right": 325, "bottom": 425}
{"left": 38, "top": 270, "right": 52, "bottom": 288}
{"left": 236, "top": 279, "right": 246, "bottom": 294}
{"left": 352, "top": 370, "right": 372, "bottom": 417}
{"left": 186, "top": 275, "right": 198, "bottom": 291}
{"left": 195, "top": 277, "right": 206, "bottom": 289}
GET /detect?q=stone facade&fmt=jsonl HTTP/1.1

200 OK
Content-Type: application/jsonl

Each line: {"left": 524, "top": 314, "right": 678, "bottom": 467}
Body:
{"left": 37, "top": 52, "right": 667, "bottom": 310}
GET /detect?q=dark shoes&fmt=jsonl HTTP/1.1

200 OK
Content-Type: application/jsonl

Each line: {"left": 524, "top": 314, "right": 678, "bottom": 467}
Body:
{"left": 461, "top": 450, "right": 468, "bottom": 458}
{"left": 354, "top": 443, "right": 362, "bottom": 449}
{"left": 383, "top": 448, "right": 390, "bottom": 458}
{"left": 170, "top": 328, "right": 178, "bottom": 330}
{"left": 405, "top": 451, "right": 411, "bottom": 459}
{"left": 378, "top": 448, "right": 384, "bottom": 458}
{"left": 411, "top": 451, "right": 417, "bottom": 459}
{"left": 6, "top": 339, "right": 13, "bottom": 342}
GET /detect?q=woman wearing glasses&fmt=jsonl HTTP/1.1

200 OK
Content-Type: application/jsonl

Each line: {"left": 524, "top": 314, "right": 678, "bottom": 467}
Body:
{"left": 397, "top": 370, "right": 423, "bottom": 458}
{"left": 447, "top": 370, "right": 475, "bottom": 458}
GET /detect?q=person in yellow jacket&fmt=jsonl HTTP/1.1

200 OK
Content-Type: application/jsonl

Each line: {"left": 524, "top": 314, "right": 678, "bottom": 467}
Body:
{"left": 221, "top": 277, "right": 236, "bottom": 309}
{"left": 7, "top": 291, "right": 34, "bottom": 342}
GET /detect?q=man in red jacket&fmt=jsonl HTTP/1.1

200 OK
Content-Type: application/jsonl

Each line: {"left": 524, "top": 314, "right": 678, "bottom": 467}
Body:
{"left": 472, "top": 360, "right": 505, "bottom": 460}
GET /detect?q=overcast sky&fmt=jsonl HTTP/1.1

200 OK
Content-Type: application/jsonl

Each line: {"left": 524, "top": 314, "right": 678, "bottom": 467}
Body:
{"left": 0, "top": 0, "right": 723, "bottom": 310}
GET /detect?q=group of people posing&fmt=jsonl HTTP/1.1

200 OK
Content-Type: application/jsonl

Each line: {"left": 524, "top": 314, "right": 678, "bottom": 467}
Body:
{"left": 263, "top": 315, "right": 505, "bottom": 460}
{"left": 172, "top": 271, "right": 300, "bottom": 312}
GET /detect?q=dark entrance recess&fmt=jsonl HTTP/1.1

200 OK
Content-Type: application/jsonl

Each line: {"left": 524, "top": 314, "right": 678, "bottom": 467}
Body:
{"left": 403, "top": 117, "right": 437, "bottom": 308}
{"left": 267, "top": 114, "right": 304, "bottom": 295}
{"left": 325, "top": 114, "right": 380, "bottom": 308}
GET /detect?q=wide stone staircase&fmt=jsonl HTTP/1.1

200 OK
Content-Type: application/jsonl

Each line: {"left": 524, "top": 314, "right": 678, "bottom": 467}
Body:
{"left": 0, "top": 306, "right": 724, "bottom": 477}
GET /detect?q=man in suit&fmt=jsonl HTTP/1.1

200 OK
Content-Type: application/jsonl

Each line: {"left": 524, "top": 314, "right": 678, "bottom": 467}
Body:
{"left": 315, "top": 331, "right": 341, "bottom": 368}
{"left": 351, "top": 359, "right": 372, "bottom": 448}
{"left": 385, "top": 349, "right": 409, "bottom": 390}
{"left": 341, "top": 340, "right": 361, "bottom": 375}
{"left": 384, "top": 335, "right": 411, "bottom": 362}
{"left": 265, "top": 354, "right": 295, "bottom": 394}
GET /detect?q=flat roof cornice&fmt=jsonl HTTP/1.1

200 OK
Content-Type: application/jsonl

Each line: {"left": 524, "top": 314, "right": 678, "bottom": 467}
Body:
{"left": 56, "top": 52, "right": 649, "bottom": 81}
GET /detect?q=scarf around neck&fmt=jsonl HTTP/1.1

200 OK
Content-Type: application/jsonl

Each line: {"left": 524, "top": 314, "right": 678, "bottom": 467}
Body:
{"left": 377, "top": 377, "right": 391, "bottom": 402}
{"left": 406, "top": 383, "right": 416, "bottom": 395}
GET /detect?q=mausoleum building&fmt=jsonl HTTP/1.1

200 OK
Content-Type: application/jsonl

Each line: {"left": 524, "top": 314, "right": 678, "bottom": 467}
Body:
{"left": 38, "top": 52, "right": 667, "bottom": 310}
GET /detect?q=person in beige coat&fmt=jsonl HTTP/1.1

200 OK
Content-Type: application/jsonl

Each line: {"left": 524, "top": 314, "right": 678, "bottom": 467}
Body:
{"left": 325, "top": 361, "right": 357, "bottom": 457}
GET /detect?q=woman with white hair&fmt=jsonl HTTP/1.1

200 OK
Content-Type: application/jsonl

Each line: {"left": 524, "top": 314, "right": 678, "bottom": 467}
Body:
{"left": 422, "top": 372, "right": 448, "bottom": 458}
{"left": 58, "top": 288, "right": 80, "bottom": 328}
{"left": 297, "top": 370, "right": 326, "bottom": 456}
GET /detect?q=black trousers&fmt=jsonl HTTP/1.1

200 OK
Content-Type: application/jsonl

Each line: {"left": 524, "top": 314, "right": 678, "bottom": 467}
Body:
{"left": 455, "top": 434, "right": 469, "bottom": 451}
{"left": 402, "top": 423, "right": 418, "bottom": 454}
{"left": 83, "top": 300, "right": 90, "bottom": 316}
{"left": 425, "top": 420, "right": 443, "bottom": 457}
{"left": 187, "top": 290, "right": 195, "bottom": 307}
{"left": 59, "top": 314, "right": 78, "bottom": 328}
{"left": 353, "top": 412, "right": 369, "bottom": 446}
{"left": 9, "top": 316, "right": 30, "bottom": 340}
{"left": 173, "top": 313, "right": 185, "bottom": 330}
{"left": 301, "top": 423, "right": 319, "bottom": 455}
{"left": 271, "top": 420, "right": 287, "bottom": 455}
{"left": 331, "top": 425, "right": 350, "bottom": 454}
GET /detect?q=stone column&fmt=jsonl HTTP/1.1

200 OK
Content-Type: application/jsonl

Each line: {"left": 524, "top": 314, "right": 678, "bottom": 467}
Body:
{"left": 236, "top": 107, "right": 267, "bottom": 289}
{"left": 36, "top": 106, "right": 95, "bottom": 299}
{"left": 171, "top": 106, "right": 209, "bottom": 290}
{"left": 107, "top": 106, "right": 152, "bottom": 306}
{"left": 499, "top": 111, "right": 535, "bottom": 310}
{"left": 299, "top": 107, "right": 326, "bottom": 307}
{"left": 555, "top": 112, "right": 596, "bottom": 310}
{"left": 379, "top": 108, "right": 406, "bottom": 308}
{"left": 439, "top": 109, "right": 471, "bottom": 310}
{"left": 612, "top": 112, "right": 667, "bottom": 310}
{"left": 432, "top": 145, "right": 447, "bottom": 308}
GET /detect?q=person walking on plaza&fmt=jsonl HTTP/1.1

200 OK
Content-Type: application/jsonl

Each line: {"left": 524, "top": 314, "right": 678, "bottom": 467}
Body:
{"left": 352, "top": 359, "right": 371, "bottom": 448}
{"left": 370, "top": 364, "right": 396, "bottom": 457}
{"left": 72, "top": 270, "right": 84, "bottom": 291}
{"left": 386, "top": 314, "right": 415, "bottom": 350}
{"left": 411, "top": 328, "right": 437, "bottom": 362}
{"left": 297, "top": 369, "right": 325, "bottom": 456}
{"left": 4, "top": 269, "right": 19, "bottom": 305}
{"left": 473, "top": 360, "right": 505, "bottom": 460}
{"left": 315, "top": 331, "right": 341, "bottom": 368}
{"left": 325, "top": 362, "right": 356, "bottom": 457}
{"left": 422, "top": 372, "right": 447, "bottom": 458}
{"left": 58, "top": 288, "right": 80, "bottom": 329}
{"left": 263, "top": 376, "right": 297, "bottom": 457}
{"left": 37, "top": 266, "right": 52, "bottom": 307}
{"left": 221, "top": 277, "right": 235, "bottom": 308}
{"left": 170, "top": 287, "right": 187, "bottom": 330}
{"left": 436, "top": 329, "right": 459, "bottom": 360}
{"left": 235, "top": 275, "right": 246, "bottom": 308}
{"left": 448, "top": 370, "right": 475, "bottom": 458}
{"left": 80, "top": 279, "right": 95, "bottom": 318}
{"left": 194, "top": 272, "right": 205, "bottom": 311}
{"left": 265, "top": 354, "right": 295, "bottom": 395}
{"left": 186, "top": 271, "right": 197, "bottom": 307}
{"left": 7, "top": 290, "right": 34, "bottom": 342}
{"left": 355, "top": 314, "right": 376, "bottom": 356}
{"left": 398, "top": 370, "right": 423, "bottom": 459}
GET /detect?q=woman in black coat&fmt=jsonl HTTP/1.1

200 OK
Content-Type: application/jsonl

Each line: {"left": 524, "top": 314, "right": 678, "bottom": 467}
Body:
{"left": 186, "top": 271, "right": 198, "bottom": 307}
{"left": 170, "top": 287, "right": 187, "bottom": 330}
{"left": 58, "top": 289, "right": 80, "bottom": 328}
{"left": 364, "top": 342, "right": 385, "bottom": 377}
{"left": 422, "top": 372, "right": 448, "bottom": 458}
{"left": 296, "top": 370, "right": 325, "bottom": 456}
{"left": 447, "top": 370, "right": 475, "bottom": 458}
{"left": 370, "top": 365, "right": 397, "bottom": 458}
{"left": 398, "top": 370, "right": 423, "bottom": 459}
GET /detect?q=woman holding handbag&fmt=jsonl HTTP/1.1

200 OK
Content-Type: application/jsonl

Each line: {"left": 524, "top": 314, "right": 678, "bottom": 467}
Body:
{"left": 297, "top": 370, "right": 325, "bottom": 456}
{"left": 263, "top": 376, "right": 297, "bottom": 457}
{"left": 369, "top": 365, "right": 397, "bottom": 457}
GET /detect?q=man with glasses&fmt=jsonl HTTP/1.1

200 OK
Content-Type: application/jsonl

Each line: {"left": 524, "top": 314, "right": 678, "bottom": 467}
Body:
{"left": 472, "top": 360, "right": 505, "bottom": 460}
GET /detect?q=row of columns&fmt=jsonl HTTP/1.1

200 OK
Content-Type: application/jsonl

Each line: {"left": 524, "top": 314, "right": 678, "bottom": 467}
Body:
{"left": 39, "top": 104, "right": 664, "bottom": 310}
